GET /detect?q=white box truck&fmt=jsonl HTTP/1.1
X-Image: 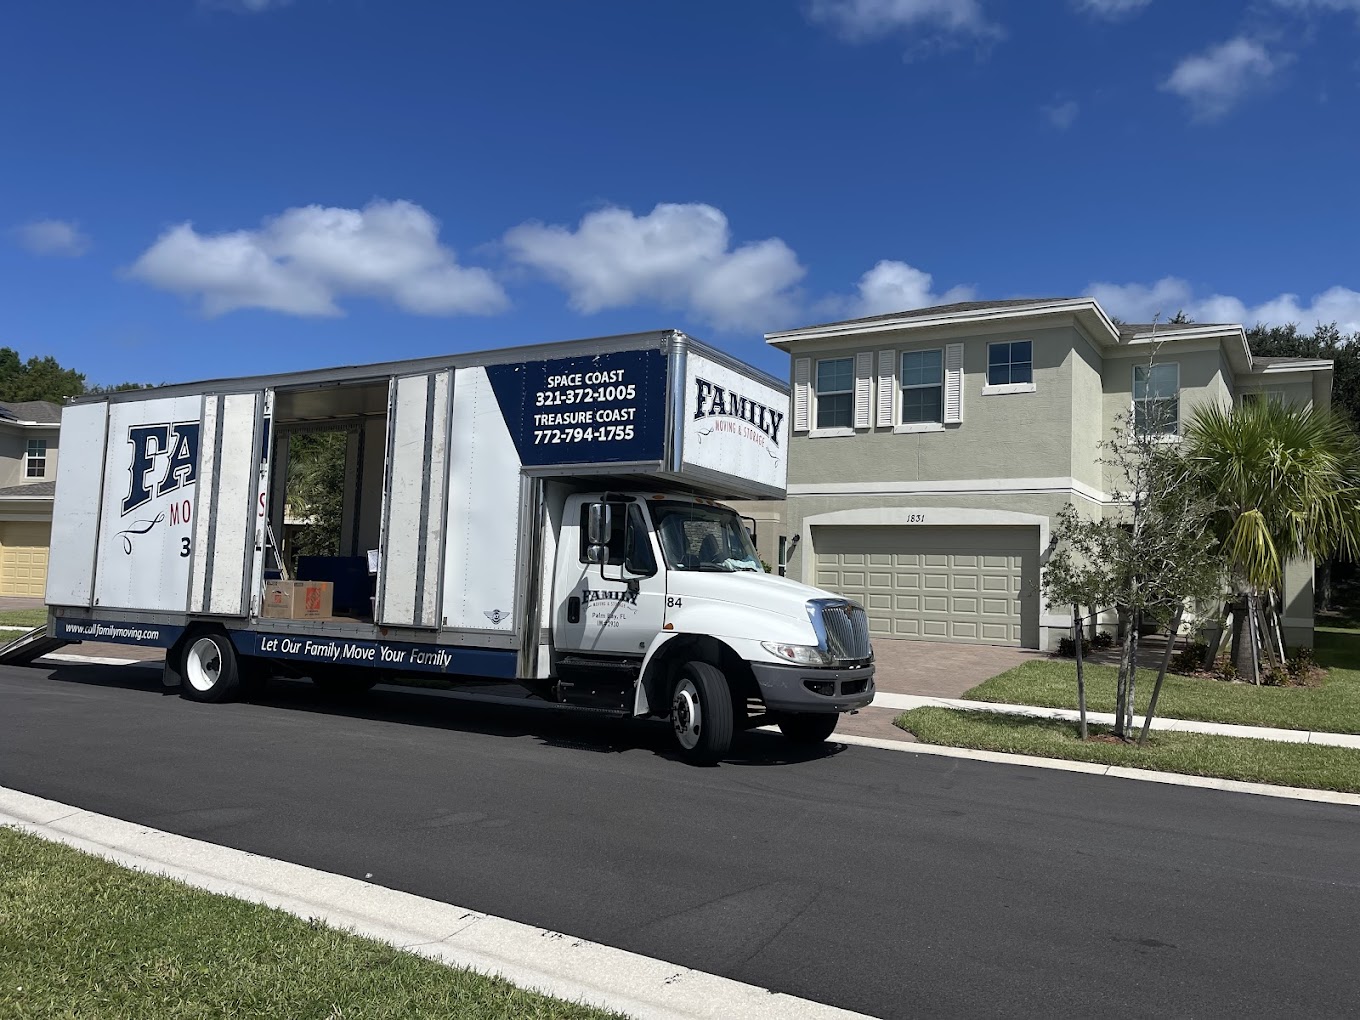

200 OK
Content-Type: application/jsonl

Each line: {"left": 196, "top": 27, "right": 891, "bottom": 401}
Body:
{"left": 36, "top": 330, "right": 874, "bottom": 762}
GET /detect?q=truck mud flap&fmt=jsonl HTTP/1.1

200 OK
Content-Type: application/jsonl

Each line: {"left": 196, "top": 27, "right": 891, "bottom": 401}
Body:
{"left": 0, "top": 625, "right": 71, "bottom": 666}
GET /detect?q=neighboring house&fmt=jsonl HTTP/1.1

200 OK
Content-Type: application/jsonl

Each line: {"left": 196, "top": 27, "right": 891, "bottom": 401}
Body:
{"left": 745, "top": 298, "right": 1331, "bottom": 651}
{"left": 0, "top": 401, "right": 61, "bottom": 598}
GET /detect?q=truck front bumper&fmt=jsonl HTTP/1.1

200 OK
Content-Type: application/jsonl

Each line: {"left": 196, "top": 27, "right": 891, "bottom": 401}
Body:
{"left": 750, "top": 661, "right": 876, "bottom": 715}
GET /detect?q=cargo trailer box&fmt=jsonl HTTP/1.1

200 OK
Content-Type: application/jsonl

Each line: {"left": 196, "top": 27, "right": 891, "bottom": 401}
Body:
{"left": 40, "top": 329, "right": 874, "bottom": 762}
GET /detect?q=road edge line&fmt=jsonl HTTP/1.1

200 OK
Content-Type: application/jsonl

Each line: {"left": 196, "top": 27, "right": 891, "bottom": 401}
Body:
{"left": 0, "top": 786, "right": 874, "bottom": 1020}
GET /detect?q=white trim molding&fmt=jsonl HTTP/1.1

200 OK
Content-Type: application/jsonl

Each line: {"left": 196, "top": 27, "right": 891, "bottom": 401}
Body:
{"left": 787, "top": 476, "right": 1109, "bottom": 504}
{"left": 982, "top": 382, "right": 1036, "bottom": 396}
{"left": 892, "top": 422, "right": 945, "bottom": 435}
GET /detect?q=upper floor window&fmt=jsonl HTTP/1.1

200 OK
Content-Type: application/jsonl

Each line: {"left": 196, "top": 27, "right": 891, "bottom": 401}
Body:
{"left": 901, "top": 349, "right": 943, "bottom": 424}
{"left": 1241, "top": 390, "right": 1285, "bottom": 408}
{"left": 987, "top": 340, "right": 1032, "bottom": 387}
{"left": 1133, "top": 363, "right": 1180, "bottom": 435}
{"left": 815, "top": 357, "right": 854, "bottom": 430}
{"left": 25, "top": 439, "right": 47, "bottom": 478}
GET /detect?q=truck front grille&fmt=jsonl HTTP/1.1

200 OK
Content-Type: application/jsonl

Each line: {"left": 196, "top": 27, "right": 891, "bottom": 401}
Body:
{"left": 818, "top": 602, "right": 873, "bottom": 664}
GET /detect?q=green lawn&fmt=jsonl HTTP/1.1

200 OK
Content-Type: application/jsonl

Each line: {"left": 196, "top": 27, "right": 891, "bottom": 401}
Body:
{"left": 0, "top": 607, "right": 48, "bottom": 628}
{"left": 895, "top": 707, "right": 1360, "bottom": 793}
{"left": 960, "top": 628, "right": 1360, "bottom": 734}
{"left": 0, "top": 827, "right": 622, "bottom": 1020}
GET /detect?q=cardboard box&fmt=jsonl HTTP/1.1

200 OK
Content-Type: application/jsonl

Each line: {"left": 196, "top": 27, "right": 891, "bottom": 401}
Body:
{"left": 261, "top": 580, "right": 333, "bottom": 620}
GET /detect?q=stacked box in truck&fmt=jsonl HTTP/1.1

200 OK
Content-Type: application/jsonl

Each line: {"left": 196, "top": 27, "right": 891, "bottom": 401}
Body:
{"left": 42, "top": 330, "right": 874, "bottom": 762}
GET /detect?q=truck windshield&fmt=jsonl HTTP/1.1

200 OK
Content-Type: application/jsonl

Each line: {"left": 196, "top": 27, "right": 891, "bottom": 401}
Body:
{"left": 651, "top": 502, "right": 763, "bottom": 572}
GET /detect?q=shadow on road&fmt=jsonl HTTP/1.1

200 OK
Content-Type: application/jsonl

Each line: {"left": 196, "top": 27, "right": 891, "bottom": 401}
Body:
{"left": 35, "top": 662, "right": 849, "bottom": 768}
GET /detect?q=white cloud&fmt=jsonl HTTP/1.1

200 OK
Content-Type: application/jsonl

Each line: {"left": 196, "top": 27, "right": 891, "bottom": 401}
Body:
{"left": 818, "top": 260, "right": 976, "bottom": 320}
{"left": 504, "top": 203, "right": 805, "bottom": 332}
{"left": 1073, "top": 0, "right": 1153, "bottom": 18}
{"left": 1087, "top": 276, "right": 1360, "bottom": 333}
{"left": 129, "top": 200, "right": 507, "bottom": 318}
{"left": 805, "top": 0, "right": 1001, "bottom": 43}
{"left": 1161, "top": 37, "right": 1279, "bottom": 119}
{"left": 13, "top": 219, "right": 91, "bottom": 257}
{"left": 1270, "top": 1, "right": 1360, "bottom": 12}
{"left": 1042, "top": 99, "right": 1080, "bottom": 130}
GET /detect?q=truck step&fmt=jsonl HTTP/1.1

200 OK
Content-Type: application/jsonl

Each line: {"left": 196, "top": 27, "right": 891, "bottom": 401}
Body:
{"left": 556, "top": 656, "right": 640, "bottom": 676}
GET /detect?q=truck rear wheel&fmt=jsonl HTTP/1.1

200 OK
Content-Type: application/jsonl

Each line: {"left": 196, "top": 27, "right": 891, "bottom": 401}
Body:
{"left": 671, "top": 662, "right": 733, "bottom": 764}
{"left": 179, "top": 632, "right": 241, "bottom": 704}
{"left": 777, "top": 712, "right": 839, "bottom": 745}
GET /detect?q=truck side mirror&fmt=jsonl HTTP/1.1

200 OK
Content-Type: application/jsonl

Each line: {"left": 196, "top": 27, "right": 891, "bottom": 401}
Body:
{"left": 586, "top": 502, "right": 612, "bottom": 546}
{"left": 585, "top": 543, "right": 608, "bottom": 565}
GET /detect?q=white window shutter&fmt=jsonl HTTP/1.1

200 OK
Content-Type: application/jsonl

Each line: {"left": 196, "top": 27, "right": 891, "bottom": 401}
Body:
{"left": 876, "top": 350, "right": 895, "bottom": 427}
{"left": 854, "top": 351, "right": 873, "bottom": 429}
{"left": 944, "top": 343, "right": 964, "bottom": 424}
{"left": 793, "top": 357, "right": 811, "bottom": 432}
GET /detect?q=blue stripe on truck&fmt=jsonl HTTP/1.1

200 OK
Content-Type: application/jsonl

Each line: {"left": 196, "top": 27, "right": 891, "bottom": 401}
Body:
{"left": 230, "top": 631, "right": 518, "bottom": 679}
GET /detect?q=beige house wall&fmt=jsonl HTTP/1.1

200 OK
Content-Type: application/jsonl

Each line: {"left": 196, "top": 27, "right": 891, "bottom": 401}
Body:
{"left": 790, "top": 323, "right": 1092, "bottom": 487}
{"left": 0, "top": 426, "right": 60, "bottom": 490}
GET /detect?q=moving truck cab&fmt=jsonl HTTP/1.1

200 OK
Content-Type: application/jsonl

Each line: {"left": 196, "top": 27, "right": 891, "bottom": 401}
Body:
{"left": 36, "top": 329, "right": 875, "bottom": 763}
{"left": 555, "top": 491, "right": 875, "bottom": 760}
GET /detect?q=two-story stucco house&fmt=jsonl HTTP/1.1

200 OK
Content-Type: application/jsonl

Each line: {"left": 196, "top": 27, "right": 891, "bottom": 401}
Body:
{"left": 0, "top": 400, "right": 61, "bottom": 597}
{"left": 756, "top": 298, "right": 1332, "bottom": 652}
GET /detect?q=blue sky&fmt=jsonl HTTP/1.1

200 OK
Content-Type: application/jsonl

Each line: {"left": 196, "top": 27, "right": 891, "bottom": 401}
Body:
{"left": 2, "top": 0, "right": 1358, "bottom": 385}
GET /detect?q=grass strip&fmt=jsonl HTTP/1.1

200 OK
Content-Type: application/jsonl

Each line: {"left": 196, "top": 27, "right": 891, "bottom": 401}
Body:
{"left": 895, "top": 707, "right": 1360, "bottom": 793}
{"left": 0, "top": 607, "right": 49, "bottom": 629}
{"left": 0, "top": 826, "right": 623, "bottom": 1020}
{"left": 961, "top": 629, "right": 1360, "bottom": 735}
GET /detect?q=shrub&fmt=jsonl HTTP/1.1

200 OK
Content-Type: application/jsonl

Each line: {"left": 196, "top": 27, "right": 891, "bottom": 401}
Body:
{"left": 1092, "top": 631, "right": 1115, "bottom": 649}
{"left": 1217, "top": 660, "right": 1241, "bottom": 683}
{"left": 1056, "top": 636, "right": 1092, "bottom": 658}
{"left": 1286, "top": 647, "right": 1318, "bottom": 680}
{"left": 1169, "top": 641, "right": 1209, "bottom": 675}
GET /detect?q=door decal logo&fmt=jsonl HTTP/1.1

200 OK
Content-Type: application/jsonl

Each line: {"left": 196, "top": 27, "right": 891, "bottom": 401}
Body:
{"left": 484, "top": 608, "right": 510, "bottom": 625}
{"left": 581, "top": 587, "right": 639, "bottom": 608}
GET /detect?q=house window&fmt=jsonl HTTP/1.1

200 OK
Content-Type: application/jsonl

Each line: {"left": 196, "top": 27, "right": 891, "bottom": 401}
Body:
{"left": 987, "top": 340, "right": 1032, "bottom": 386}
{"left": 1241, "top": 390, "right": 1285, "bottom": 407}
{"left": 1134, "top": 363, "right": 1180, "bottom": 435}
{"left": 901, "top": 349, "right": 943, "bottom": 424}
{"left": 815, "top": 357, "right": 854, "bottom": 430}
{"left": 25, "top": 439, "right": 47, "bottom": 478}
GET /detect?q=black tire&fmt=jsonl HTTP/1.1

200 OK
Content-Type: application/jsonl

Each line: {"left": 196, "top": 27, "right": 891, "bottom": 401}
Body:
{"left": 312, "top": 667, "right": 378, "bottom": 699}
{"left": 178, "top": 631, "right": 241, "bottom": 703}
{"left": 777, "top": 712, "right": 839, "bottom": 745}
{"left": 670, "top": 661, "right": 733, "bottom": 764}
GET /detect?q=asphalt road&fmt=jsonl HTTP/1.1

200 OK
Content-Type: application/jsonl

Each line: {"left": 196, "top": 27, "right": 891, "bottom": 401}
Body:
{"left": 2, "top": 661, "right": 1358, "bottom": 1019}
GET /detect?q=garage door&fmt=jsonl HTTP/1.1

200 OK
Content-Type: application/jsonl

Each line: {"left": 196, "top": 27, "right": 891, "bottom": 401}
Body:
{"left": 0, "top": 521, "right": 52, "bottom": 598}
{"left": 813, "top": 525, "right": 1036, "bottom": 646}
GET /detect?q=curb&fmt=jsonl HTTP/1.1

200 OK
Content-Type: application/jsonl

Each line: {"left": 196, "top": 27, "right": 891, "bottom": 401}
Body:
{"left": 831, "top": 732, "right": 1360, "bottom": 807}
{"left": 0, "top": 786, "right": 874, "bottom": 1020}
{"left": 871, "top": 692, "right": 1360, "bottom": 750}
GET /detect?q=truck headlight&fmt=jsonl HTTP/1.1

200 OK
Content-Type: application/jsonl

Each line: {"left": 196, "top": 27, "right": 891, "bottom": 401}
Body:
{"left": 761, "top": 641, "right": 833, "bottom": 667}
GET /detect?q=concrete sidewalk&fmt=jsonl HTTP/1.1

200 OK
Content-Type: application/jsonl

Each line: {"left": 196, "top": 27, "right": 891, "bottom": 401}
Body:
{"left": 872, "top": 691, "right": 1360, "bottom": 749}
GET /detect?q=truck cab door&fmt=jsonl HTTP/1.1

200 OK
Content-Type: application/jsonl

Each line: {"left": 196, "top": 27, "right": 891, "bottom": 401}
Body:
{"left": 554, "top": 495, "right": 665, "bottom": 659}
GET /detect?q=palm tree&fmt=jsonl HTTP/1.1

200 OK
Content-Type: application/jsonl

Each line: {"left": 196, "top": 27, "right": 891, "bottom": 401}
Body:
{"left": 1185, "top": 400, "right": 1360, "bottom": 681}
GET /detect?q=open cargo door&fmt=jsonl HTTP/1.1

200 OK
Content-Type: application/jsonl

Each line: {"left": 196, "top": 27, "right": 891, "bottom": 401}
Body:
{"left": 375, "top": 371, "right": 451, "bottom": 629}
{"left": 187, "top": 390, "right": 271, "bottom": 617}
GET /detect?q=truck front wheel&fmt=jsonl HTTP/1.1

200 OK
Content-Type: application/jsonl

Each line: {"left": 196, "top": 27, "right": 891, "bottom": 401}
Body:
{"left": 777, "top": 712, "right": 839, "bottom": 745}
{"left": 671, "top": 662, "right": 733, "bottom": 764}
{"left": 179, "top": 632, "right": 241, "bottom": 704}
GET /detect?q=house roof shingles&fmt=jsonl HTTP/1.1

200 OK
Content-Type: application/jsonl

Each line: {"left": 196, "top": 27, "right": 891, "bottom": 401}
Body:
{"left": 0, "top": 400, "right": 61, "bottom": 424}
{"left": 0, "top": 480, "right": 55, "bottom": 499}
